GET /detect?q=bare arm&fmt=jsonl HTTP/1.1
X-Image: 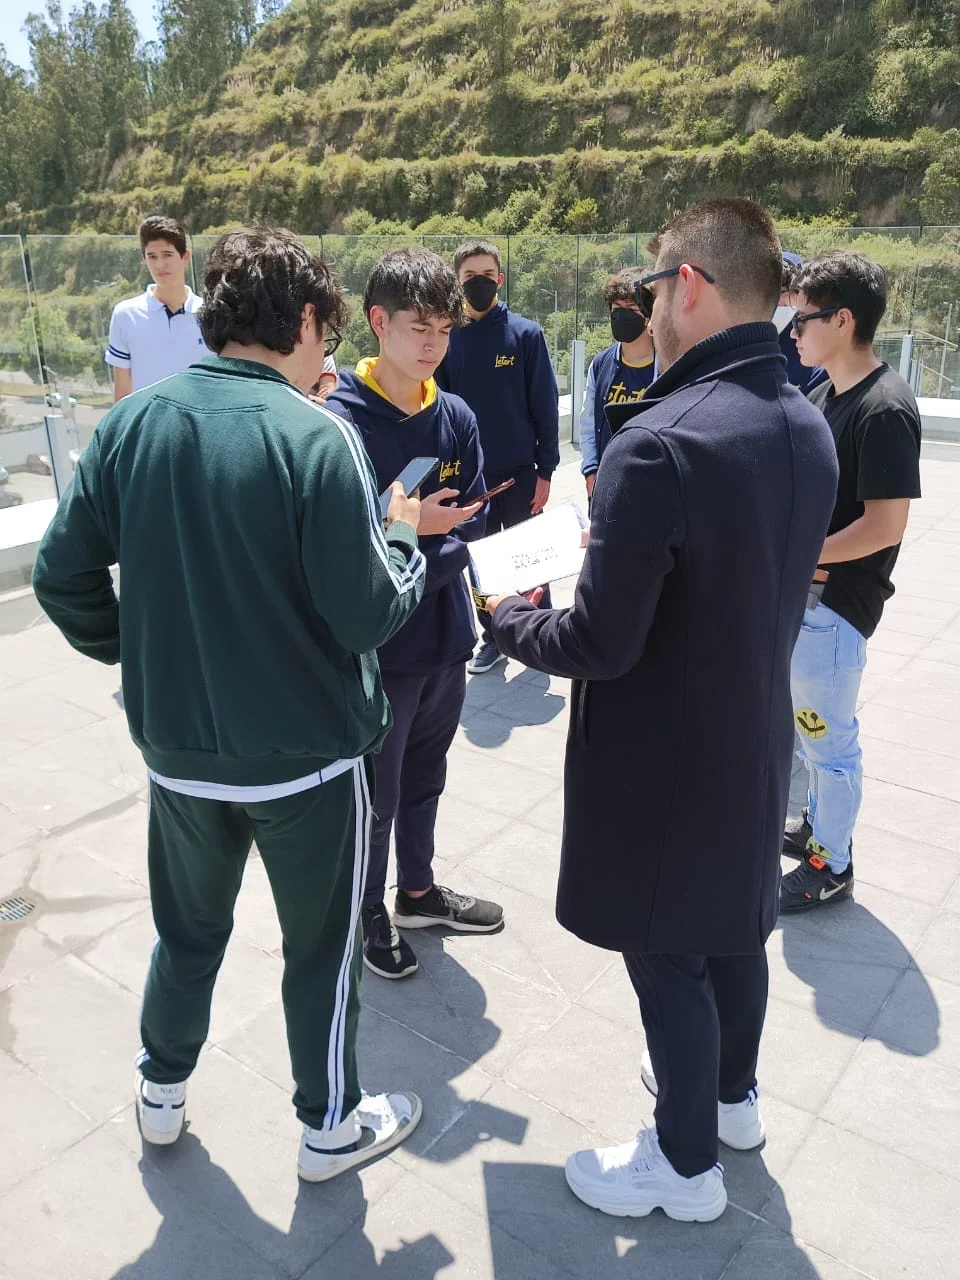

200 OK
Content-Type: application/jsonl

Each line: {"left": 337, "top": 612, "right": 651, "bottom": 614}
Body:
{"left": 819, "top": 498, "right": 911, "bottom": 566}
{"left": 113, "top": 367, "right": 133, "bottom": 402}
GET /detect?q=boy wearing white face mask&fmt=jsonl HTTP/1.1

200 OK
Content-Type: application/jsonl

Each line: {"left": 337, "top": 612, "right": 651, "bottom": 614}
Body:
{"left": 579, "top": 268, "right": 657, "bottom": 501}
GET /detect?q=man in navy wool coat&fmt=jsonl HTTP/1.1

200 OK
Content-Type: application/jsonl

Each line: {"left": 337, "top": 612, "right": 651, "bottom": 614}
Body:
{"left": 487, "top": 199, "right": 839, "bottom": 1223}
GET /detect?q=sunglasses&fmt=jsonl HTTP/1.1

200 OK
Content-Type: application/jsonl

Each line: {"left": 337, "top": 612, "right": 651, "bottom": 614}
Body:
{"left": 324, "top": 325, "right": 342, "bottom": 357}
{"left": 634, "top": 264, "right": 717, "bottom": 317}
{"left": 791, "top": 307, "right": 839, "bottom": 334}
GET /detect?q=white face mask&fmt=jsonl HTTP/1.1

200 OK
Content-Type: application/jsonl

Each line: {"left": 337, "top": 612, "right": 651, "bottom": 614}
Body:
{"left": 772, "top": 306, "right": 795, "bottom": 334}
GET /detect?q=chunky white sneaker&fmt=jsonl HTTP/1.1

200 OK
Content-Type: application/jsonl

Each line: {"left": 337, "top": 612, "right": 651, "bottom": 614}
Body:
{"left": 640, "top": 1050, "right": 766, "bottom": 1150}
{"left": 298, "top": 1091, "right": 422, "bottom": 1182}
{"left": 136, "top": 1071, "right": 187, "bottom": 1146}
{"left": 565, "top": 1126, "right": 727, "bottom": 1221}
{"left": 718, "top": 1092, "right": 766, "bottom": 1150}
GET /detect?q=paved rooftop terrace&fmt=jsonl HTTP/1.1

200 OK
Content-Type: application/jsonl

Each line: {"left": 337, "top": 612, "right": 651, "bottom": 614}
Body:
{"left": 1, "top": 449, "right": 959, "bottom": 1279}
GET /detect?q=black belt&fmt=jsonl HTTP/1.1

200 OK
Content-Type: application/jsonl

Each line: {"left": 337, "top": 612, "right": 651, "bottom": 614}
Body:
{"left": 807, "top": 581, "right": 826, "bottom": 611}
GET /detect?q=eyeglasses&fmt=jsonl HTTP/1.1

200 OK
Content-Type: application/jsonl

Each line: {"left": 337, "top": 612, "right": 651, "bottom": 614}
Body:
{"left": 634, "top": 264, "right": 716, "bottom": 317}
{"left": 324, "top": 326, "right": 342, "bottom": 357}
{"left": 791, "top": 307, "right": 839, "bottom": 334}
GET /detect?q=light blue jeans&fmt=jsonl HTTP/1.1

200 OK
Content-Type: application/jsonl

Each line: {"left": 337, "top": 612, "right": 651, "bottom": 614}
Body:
{"left": 790, "top": 603, "right": 867, "bottom": 873}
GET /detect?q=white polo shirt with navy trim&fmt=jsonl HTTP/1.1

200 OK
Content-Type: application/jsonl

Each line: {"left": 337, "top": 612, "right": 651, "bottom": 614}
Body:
{"left": 105, "top": 285, "right": 210, "bottom": 392}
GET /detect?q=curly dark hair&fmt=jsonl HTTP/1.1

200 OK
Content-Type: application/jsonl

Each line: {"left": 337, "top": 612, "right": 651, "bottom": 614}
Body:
{"left": 199, "top": 227, "right": 349, "bottom": 356}
{"left": 362, "top": 247, "right": 464, "bottom": 325}
{"left": 602, "top": 267, "right": 646, "bottom": 309}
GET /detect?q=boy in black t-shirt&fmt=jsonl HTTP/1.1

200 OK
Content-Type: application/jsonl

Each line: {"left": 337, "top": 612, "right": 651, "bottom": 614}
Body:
{"left": 780, "top": 251, "right": 921, "bottom": 914}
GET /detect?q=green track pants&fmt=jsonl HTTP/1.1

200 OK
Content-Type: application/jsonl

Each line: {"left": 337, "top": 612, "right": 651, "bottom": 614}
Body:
{"left": 138, "top": 758, "right": 373, "bottom": 1131}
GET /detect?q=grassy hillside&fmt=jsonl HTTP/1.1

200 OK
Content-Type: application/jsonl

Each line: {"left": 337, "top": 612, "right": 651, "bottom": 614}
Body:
{"left": 7, "top": 0, "right": 960, "bottom": 235}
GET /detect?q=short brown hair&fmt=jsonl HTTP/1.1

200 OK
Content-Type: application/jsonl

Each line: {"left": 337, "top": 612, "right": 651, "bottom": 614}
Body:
{"left": 656, "top": 198, "right": 781, "bottom": 313}
{"left": 363, "top": 246, "right": 463, "bottom": 325}
{"left": 602, "top": 267, "right": 645, "bottom": 309}
{"left": 453, "top": 238, "right": 501, "bottom": 274}
{"left": 138, "top": 215, "right": 188, "bottom": 257}
{"left": 199, "top": 226, "right": 349, "bottom": 356}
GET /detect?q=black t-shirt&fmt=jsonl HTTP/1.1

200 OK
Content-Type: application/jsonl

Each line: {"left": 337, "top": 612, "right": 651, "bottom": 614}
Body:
{"left": 809, "top": 364, "right": 922, "bottom": 639}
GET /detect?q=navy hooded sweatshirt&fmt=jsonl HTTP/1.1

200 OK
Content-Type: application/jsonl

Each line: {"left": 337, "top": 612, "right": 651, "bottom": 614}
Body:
{"left": 437, "top": 302, "right": 560, "bottom": 480}
{"left": 328, "top": 360, "right": 486, "bottom": 675}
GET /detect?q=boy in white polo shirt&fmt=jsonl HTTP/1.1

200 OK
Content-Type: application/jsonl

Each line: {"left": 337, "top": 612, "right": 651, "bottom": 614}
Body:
{"left": 106, "top": 215, "right": 209, "bottom": 401}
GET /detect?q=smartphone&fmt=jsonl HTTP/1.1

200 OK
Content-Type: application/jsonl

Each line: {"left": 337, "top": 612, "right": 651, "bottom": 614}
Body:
{"left": 379, "top": 456, "right": 440, "bottom": 519}
{"left": 468, "top": 477, "right": 515, "bottom": 507}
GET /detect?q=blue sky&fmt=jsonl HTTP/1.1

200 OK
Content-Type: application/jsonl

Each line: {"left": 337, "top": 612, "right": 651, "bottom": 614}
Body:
{"left": 1, "top": 0, "right": 160, "bottom": 71}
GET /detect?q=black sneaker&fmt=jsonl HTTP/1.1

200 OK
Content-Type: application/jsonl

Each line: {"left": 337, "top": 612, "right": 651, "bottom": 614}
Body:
{"left": 783, "top": 809, "right": 812, "bottom": 859}
{"left": 780, "top": 849, "right": 854, "bottom": 914}
{"left": 467, "top": 640, "right": 506, "bottom": 675}
{"left": 393, "top": 884, "right": 504, "bottom": 933}
{"left": 361, "top": 903, "right": 419, "bottom": 979}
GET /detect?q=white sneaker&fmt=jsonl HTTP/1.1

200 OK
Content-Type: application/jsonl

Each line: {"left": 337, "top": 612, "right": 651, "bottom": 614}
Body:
{"left": 136, "top": 1071, "right": 187, "bottom": 1146}
{"left": 298, "top": 1091, "right": 422, "bottom": 1182}
{"left": 640, "top": 1050, "right": 766, "bottom": 1151}
{"left": 565, "top": 1126, "right": 727, "bottom": 1221}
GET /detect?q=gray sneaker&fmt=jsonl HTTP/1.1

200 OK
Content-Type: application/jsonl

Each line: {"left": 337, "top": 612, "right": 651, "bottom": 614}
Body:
{"left": 394, "top": 884, "right": 503, "bottom": 933}
{"left": 467, "top": 640, "right": 506, "bottom": 674}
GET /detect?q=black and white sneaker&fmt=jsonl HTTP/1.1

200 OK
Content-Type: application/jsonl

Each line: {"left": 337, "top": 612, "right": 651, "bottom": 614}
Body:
{"left": 780, "top": 849, "right": 854, "bottom": 914}
{"left": 467, "top": 640, "right": 506, "bottom": 675}
{"left": 394, "top": 884, "right": 504, "bottom": 933}
{"left": 782, "top": 809, "right": 812, "bottom": 859}
{"left": 136, "top": 1070, "right": 187, "bottom": 1145}
{"left": 361, "top": 902, "right": 419, "bottom": 979}
{"left": 298, "top": 1090, "right": 422, "bottom": 1182}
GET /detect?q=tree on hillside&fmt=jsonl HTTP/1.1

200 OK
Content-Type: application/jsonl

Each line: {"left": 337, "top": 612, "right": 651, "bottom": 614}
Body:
{"left": 477, "top": 0, "right": 521, "bottom": 80}
{"left": 155, "top": 0, "right": 259, "bottom": 103}
{"left": 0, "top": 0, "right": 289, "bottom": 215}
{"left": 18, "top": 1, "right": 148, "bottom": 204}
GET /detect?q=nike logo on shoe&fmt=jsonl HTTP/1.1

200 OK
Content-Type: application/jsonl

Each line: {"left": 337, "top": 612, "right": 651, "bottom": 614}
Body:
{"left": 819, "top": 881, "right": 849, "bottom": 901}
{"left": 305, "top": 1125, "right": 377, "bottom": 1156}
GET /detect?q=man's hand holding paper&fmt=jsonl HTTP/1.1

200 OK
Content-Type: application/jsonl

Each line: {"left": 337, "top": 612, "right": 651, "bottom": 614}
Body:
{"left": 469, "top": 502, "right": 587, "bottom": 605}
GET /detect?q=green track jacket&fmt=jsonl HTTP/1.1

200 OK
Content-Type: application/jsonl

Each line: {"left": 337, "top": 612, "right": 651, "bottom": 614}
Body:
{"left": 33, "top": 355, "right": 426, "bottom": 784}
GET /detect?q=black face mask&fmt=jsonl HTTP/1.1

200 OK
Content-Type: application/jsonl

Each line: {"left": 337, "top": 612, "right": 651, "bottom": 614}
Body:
{"left": 462, "top": 275, "right": 499, "bottom": 312}
{"left": 610, "top": 308, "right": 648, "bottom": 343}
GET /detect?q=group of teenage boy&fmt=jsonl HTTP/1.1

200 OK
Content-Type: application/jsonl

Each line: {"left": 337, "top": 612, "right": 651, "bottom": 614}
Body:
{"left": 33, "top": 202, "right": 920, "bottom": 1221}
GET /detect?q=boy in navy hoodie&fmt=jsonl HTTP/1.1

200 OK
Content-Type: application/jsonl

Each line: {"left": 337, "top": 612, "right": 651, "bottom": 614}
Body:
{"left": 579, "top": 267, "right": 656, "bottom": 502}
{"left": 328, "top": 248, "right": 504, "bottom": 979}
{"left": 437, "top": 239, "right": 560, "bottom": 674}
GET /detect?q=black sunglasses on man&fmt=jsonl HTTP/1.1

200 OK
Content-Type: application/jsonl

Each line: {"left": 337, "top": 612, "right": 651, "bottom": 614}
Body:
{"left": 634, "top": 264, "right": 717, "bottom": 318}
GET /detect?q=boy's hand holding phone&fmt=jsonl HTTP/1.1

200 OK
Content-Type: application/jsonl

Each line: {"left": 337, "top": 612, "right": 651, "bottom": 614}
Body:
{"left": 417, "top": 488, "right": 482, "bottom": 536}
{"left": 385, "top": 482, "right": 421, "bottom": 533}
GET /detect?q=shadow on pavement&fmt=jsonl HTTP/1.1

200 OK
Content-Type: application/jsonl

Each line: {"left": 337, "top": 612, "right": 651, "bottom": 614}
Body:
{"left": 360, "top": 932, "right": 529, "bottom": 1165}
{"left": 483, "top": 1156, "right": 827, "bottom": 1280}
{"left": 112, "top": 1136, "right": 456, "bottom": 1279}
{"left": 777, "top": 900, "right": 939, "bottom": 1055}
{"left": 461, "top": 669, "right": 566, "bottom": 749}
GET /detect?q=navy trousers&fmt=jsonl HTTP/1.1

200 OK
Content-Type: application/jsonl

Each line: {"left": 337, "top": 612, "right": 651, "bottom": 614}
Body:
{"left": 365, "top": 662, "right": 466, "bottom": 907}
{"left": 624, "top": 950, "right": 769, "bottom": 1177}
{"left": 476, "top": 464, "right": 553, "bottom": 642}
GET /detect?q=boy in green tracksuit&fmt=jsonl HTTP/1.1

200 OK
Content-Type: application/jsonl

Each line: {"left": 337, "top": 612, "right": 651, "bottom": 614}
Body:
{"left": 32, "top": 228, "right": 426, "bottom": 1182}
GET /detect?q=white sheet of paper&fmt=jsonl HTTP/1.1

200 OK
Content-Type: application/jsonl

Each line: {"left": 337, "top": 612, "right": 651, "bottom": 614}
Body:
{"left": 469, "top": 502, "right": 587, "bottom": 596}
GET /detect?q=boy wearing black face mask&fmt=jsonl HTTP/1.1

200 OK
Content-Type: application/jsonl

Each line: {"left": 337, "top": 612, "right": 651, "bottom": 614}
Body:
{"left": 437, "top": 239, "right": 560, "bottom": 675}
{"left": 580, "top": 269, "right": 656, "bottom": 500}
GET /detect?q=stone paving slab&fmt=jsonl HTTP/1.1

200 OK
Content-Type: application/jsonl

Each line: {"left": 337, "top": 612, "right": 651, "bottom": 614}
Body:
{"left": 0, "top": 450, "right": 959, "bottom": 1278}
